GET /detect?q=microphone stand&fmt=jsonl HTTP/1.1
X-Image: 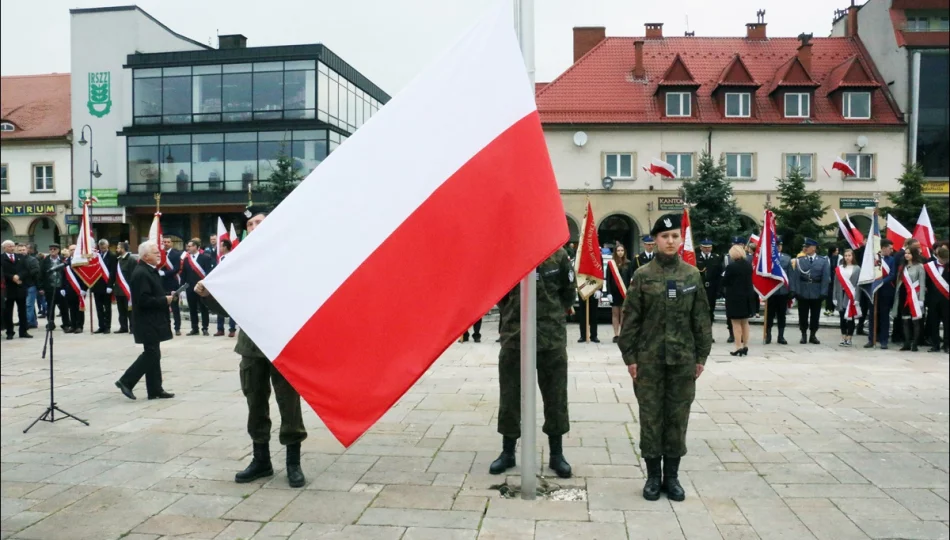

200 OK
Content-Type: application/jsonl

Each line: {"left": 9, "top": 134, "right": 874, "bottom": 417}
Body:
{"left": 23, "top": 276, "right": 90, "bottom": 433}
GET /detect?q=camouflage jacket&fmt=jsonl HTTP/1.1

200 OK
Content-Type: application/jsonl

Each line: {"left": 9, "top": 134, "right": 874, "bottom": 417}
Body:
{"left": 618, "top": 253, "right": 712, "bottom": 366}
{"left": 498, "top": 248, "right": 577, "bottom": 351}
{"left": 201, "top": 293, "right": 267, "bottom": 359}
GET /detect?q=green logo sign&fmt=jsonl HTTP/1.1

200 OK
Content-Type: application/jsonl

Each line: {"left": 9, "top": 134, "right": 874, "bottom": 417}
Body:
{"left": 87, "top": 72, "right": 112, "bottom": 118}
{"left": 78, "top": 188, "right": 119, "bottom": 208}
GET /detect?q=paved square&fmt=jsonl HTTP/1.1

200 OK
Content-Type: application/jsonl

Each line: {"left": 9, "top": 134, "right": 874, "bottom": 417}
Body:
{"left": 2, "top": 316, "right": 947, "bottom": 539}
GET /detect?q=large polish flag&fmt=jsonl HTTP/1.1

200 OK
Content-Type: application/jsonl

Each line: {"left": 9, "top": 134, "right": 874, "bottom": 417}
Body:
{"left": 912, "top": 205, "right": 935, "bottom": 259}
{"left": 885, "top": 214, "right": 912, "bottom": 251}
{"left": 203, "top": 4, "right": 566, "bottom": 447}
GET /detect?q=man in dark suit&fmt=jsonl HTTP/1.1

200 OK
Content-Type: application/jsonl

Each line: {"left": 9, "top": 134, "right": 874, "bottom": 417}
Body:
{"left": 114, "top": 242, "right": 137, "bottom": 334}
{"left": 39, "top": 243, "right": 71, "bottom": 332}
{"left": 1, "top": 240, "right": 32, "bottom": 339}
{"left": 92, "top": 239, "right": 118, "bottom": 334}
{"left": 205, "top": 234, "right": 218, "bottom": 263}
{"left": 766, "top": 240, "right": 793, "bottom": 345}
{"left": 162, "top": 237, "right": 183, "bottom": 336}
{"left": 115, "top": 240, "right": 174, "bottom": 400}
{"left": 925, "top": 246, "right": 949, "bottom": 353}
{"left": 696, "top": 239, "right": 722, "bottom": 332}
{"left": 180, "top": 238, "right": 214, "bottom": 336}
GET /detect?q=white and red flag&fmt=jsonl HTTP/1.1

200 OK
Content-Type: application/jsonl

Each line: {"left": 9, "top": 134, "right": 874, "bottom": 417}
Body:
{"left": 216, "top": 217, "right": 229, "bottom": 262}
{"left": 679, "top": 207, "right": 696, "bottom": 266}
{"left": 832, "top": 157, "right": 856, "bottom": 176}
{"left": 71, "top": 199, "right": 104, "bottom": 287}
{"left": 229, "top": 223, "right": 241, "bottom": 250}
{"left": 752, "top": 209, "right": 788, "bottom": 299}
{"left": 203, "top": 4, "right": 566, "bottom": 447}
{"left": 643, "top": 158, "right": 676, "bottom": 179}
{"left": 912, "top": 205, "right": 935, "bottom": 259}
{"left": 845, "top": 214, "right": 865, "bottom": 246}
{"left": 833, "top": 209, "right": 859, "bottom": 250}
{"left": 885, "top": 214, "right": 912, "bottom": 251}
{"left": 575, "top": 200, "right": 604, "bottom": 300}
{"left": 148, "top": 212, "right": 173, "bottom": 270}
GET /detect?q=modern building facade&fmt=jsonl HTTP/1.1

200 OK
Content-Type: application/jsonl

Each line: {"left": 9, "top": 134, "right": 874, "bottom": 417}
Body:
{"left": 537, "top": 18, "right": 907, "bottom": 252}
{"left": 69, "top": 6, "right": 389, "bottom": 248}
{"left": 0, "top": 74, "right": 73, "bottom": 248}
{"left": 832, "top": 0, "right": 949, "bottom": 191}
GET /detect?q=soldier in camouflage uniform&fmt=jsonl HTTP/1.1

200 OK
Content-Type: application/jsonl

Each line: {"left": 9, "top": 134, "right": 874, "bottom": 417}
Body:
{"left": 195, "top": 206, "right": 307, "bottom": 488}
{"left": 491, "top": 247, "right": 576, "bottom": 479}
{"left": 619, "top": 214, "right": 712, "bottom": 502}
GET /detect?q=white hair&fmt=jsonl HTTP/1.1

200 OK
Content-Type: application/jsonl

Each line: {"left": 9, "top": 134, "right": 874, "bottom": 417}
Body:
{"left": 1, "top": 240, "right": 13, "bottom": 248}
{"left": 138, "top": 240, "right": 159, "bottom": 258}
{"left": 98, "top": 239, "right": 109, "bottom": 247}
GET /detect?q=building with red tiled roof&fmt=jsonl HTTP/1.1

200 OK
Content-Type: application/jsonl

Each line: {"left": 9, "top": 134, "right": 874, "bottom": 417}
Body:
{"left": 1, "top": 74, "right": 73, "bottom": 248}
{"left": 538, "top": 18, "right": 907, "bottom": 252}
{"left": 833, "top": 0, "right": 949, "bottom": 190}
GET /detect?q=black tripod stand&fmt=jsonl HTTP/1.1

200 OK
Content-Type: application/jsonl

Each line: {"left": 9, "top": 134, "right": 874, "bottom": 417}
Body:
{"left": 23, "top": 291, "right": 89, "bottom": 433}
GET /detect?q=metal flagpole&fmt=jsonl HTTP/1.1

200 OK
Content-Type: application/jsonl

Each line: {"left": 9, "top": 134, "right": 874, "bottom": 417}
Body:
{"left": 515, "top": 0, "right": 538, "bottom": 501}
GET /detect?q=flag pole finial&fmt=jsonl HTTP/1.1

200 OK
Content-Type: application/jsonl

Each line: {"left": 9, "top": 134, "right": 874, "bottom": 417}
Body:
{"left": 154, "top": 192, "right": 161, "bottom": 213}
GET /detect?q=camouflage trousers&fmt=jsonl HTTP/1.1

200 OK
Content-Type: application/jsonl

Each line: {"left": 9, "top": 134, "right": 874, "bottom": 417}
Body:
{"left": 497, "top": 347, "right": 570, "bottom": 439}
{"left": 633, "top": 363, "right": 696, "bottom": 458}
{"left": 240, "top": 356, "right": 307, "bottom": 446}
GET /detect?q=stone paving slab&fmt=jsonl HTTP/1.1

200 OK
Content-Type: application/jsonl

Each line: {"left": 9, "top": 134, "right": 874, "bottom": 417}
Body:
{"left": 2, "top": 313, "right": 948, "bottom": 539}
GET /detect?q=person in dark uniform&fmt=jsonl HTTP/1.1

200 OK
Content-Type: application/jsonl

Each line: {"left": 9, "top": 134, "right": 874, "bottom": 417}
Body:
{"left": 195, "top": 206, "right": 307, "bottom": 488}
{"left": 766, "top": 240, "right": 792, "bottom": 344}
{"left": 39, "top": 244, "right": 70, "bottom": 332}
{"left": 490, "top": 248, "right": 576, "bottom": 479}
{"left": 619, "top": 214, "right": 712, "bottom": 502}
{"left": 161, "top": 237, "right": 183, "bottom": 336}
{"left": 114, "top": 241, "right": 137, "bottom": 334}
{"left": 2, "top": 240, "right": 32, "bottom": 339}
{"left": 696, "top": 239, "right": 721, "bottom": 341}
{"left": 205, "top": 234, "right": 218, "bottom": 262}
{"left": 635, "top": 235, "right": 657, "bottom": 270}
{"left": 790, "top": 238, "right": 830, "bottom": 344}
{"left": 115, "top": 240, "right": 174, "bottom": 400}
{"left": 180, "top": 238, "right": 214, "bottom": 336}
{"left": 606, "top": 243, "right": 632, "bottom": 343}
{"left": 92, "top": 239, "right": 117, "bottom": 334}
{"left": 925, "top": 246, "right": 949, "bottom": 353}
{"left": 63, "top": 245, "right": 86, "bottom": 334}
{"left": 864, "top": 239, "right": 898, "bottom": 349}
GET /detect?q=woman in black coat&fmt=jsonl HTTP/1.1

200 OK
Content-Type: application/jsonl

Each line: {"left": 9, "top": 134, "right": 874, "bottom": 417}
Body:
{"left": 115, "top": 241, "right": 174, "bottom": 400}
{"left": 722, "top": 245, "right": 756, "bottom": 356}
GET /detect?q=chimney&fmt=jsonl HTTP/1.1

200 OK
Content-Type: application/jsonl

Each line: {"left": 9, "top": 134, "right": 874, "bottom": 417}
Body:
{"left": 633, "top": 40, "right": 645, "bottom": 79}
{"left": 572, "top": 27, "right": 606, "bottom": 62}
{"left": 746, "top": 9, "right": 767, "bottom": 40}
{"left": 797, "top": 33, "right": 813, "bottom": 73}
{"left": 218, "top": 34, "right": 247, "bottom": 49}
{"left": 846, "top": 2, "right": 859, "bottom": 37}
{"left": 644, "top": 23, "right": 664, "bottom": 39}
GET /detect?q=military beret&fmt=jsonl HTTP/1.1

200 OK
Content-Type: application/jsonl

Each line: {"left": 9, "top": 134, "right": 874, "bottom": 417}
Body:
{"left": 804, "top": 238, "right": 819, "bottom": 247}
{"left": 48, "top": 243, "right": 61, "bottom": 249}
{"left": 699, "top": 239, "right": 713, "bottom": 247}
{"left": 244, "top": 204, "right": 272, "bottom": 220}
{"left": 650, "top": 214, "right": 681, "bottom": 237}
{"left": 641, "top": 235, "right": 655, "bottom": 243}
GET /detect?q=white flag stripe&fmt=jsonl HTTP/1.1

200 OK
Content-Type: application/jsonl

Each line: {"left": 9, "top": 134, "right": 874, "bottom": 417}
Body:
{"left": 204, "top": 3, "right": 535, "bottom": 360}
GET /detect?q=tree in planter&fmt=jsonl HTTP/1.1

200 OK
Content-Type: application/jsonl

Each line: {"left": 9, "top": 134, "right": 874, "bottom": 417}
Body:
{"left": 773, "top": 166, "right": 831, "bottom": 252}
{"left": 881, "top": 163, "right": 950, "bottom": 241}
{"left": 679, "top": 151, "right": 740, "bottom": 252}
{"left": 261, "top": 148, "right": 303, "bottom": 207}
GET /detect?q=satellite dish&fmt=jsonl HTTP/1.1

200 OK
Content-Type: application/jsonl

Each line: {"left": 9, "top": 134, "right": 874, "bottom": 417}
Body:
{"left": 856, "top": 135, "right": 868, "bottom": 149}
{"left": 573, "top": 131, "right": 588, "bottom": 147}
{"left": 602, "top": 176, "right": 614, "bottom": 190}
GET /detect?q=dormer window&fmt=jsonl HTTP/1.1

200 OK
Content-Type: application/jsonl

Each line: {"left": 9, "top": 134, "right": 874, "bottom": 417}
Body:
{"left": 843, "top": 92, "right": 871, "bottom": 119}
{"left": 725, "top": 93, "right": 751, "bottom": 117}
{"left": 784, "top": 93, "right": 811, "bottom": 118}
{"left": 666, "top": 92, "right": 691, "bottom": 117}
{"left": 0, "top": 122, "right": 14, "bottom": 132}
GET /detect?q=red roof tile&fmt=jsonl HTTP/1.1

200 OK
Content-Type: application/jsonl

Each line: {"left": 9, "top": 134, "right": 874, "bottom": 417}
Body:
{"left": 823, "top": 55, "right": 880, "bottom": 95}
{"left": 536, "top": 36, "right": 904, "bottom": 126}
{"left": 767, "top": 56, "right": 819, "bottom": 94}
{"left": 0, "top": 74, "right": 71, "bottom": 140}
{"left": 715, "top": 54, "right": 760, "bottom": 89}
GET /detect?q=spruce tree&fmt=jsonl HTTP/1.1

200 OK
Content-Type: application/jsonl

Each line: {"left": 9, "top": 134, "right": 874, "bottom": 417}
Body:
{"left": 773, "top": 166, "right": 830, "bottom": 251}
{"left": 680, "top": 151, "right": 740, "bottom": 252}
{"left": 261, "top": 146, "right": 303, "bottom": 207}
{"left": 882, "top": 163, "right": 950, "bottom": 240}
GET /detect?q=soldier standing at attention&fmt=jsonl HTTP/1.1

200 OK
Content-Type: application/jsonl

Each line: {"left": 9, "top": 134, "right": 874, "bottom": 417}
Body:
{"left": 195, "top": 206, "right": 307, "bottom": 488}
{"left": 619, "top": 214, "right": 712, "bottom": 502}
{"left": 490, "top": 247, "right": 576, "bottom": 479}
{"left": 696, "top": 239, "right": 721, "bottom": 342}
{"left": 635, "top": 236, "right": 657, "bottom": 270}
{"left": 790, "top": 239, "right": 831, "bottom": 344}
{"left": 765, "top": 240, "right": 793, "bottom": 345}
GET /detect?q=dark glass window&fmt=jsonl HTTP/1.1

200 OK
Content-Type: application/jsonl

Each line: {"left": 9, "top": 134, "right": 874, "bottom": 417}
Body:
{"left": 162, "top": 76, "right": 192, "bottom": 124}
{"left": 133, "top": 76, "right": 162, "bottom": 124}
{"left": 918, "top": 54, "right": 949, "bottom": 177}
{"left": 128, "top": 143, "right": 160, "bottom": 192}
{"left": 193, "top": 65, "right": 222, "bottom": 123}
{"left": 192, "top": 134, "right": 224, "bottom": 192}
{"left": 223, "top": 72, "right": 253, "bottom": 122}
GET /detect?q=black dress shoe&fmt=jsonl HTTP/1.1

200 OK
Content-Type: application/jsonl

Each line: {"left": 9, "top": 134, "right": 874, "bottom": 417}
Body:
{"left": 727, "top": 336, "right": 735, "bottom": 344}
{"left": 19, "top": 333, "right": 33, "bottom": 339}
{"left": 591, "top": 337, "right": 600, "bottom": 343}
{"left": 115, "top": 380, "right": 136, "bottom": 400}
{"left": 147, "top": 391, "right": 175, "bottom": 400}
{"left": 5, "top": 334, "right": 13, "bottom": 340}
{"left": 187, "top": 330, "right": 199, "bottom": 336}
{"left": 765, "top": 335, "right": 772, "bottom": 344}
{"left": 863, "top": 342, "right": 875, "bottom": 349}
{"left": 809, "top": 335, "right": 820, "bottom": 345}
{"left": 116, "top": 328, "right": 129, "bottom": 334}
{"left": 777, "top": 337, "right": 788, "bottom": 345}
{"left": 175, "top": 330, "right": 181, "bottom": 336}
{"left": 473, "top": 336, "right": 481, "bottom": 343}
{"left": 202, "top": 329, "right": 209, "bottom": 336}
{"left": 800, "top": 336, "right": 808, "bottom": 344}
{"left": 929, "top": 347, "right": 942, "bottom": 353}
{"left": 94, "top": 329, "right": 106, "bottom": 334}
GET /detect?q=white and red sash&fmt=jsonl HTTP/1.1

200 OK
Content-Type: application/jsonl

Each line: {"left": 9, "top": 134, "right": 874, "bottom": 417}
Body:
{"left": 116, "top": 261, "right": 132, "bottom": 307}
{"left": 835, "top": 266, "right": 861, "bottom": 320}
{"left": 902, "top": 268, "right": 924, "bottom": 320}
{"left": 924, "top": 261, "right": 949, "bottom": 300}
{"left": 607, "top": 259, "right": 627, "bottom": 300}
{"left": 65, "top": 266, "right": 85, "bottom": 310}
{"left": 183, "top": 252, "right": 207, "bottom": 279}
{"left": 98, "top": 252, "right": 111, "bottom": 281}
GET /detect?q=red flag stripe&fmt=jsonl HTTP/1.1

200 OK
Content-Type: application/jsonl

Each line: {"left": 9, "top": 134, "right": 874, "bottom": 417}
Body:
{"left": 924, "top": 261, "right": 949, "bottom": 300}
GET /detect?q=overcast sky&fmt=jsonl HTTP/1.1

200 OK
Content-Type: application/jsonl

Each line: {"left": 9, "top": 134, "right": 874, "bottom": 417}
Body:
{"left": 2, "top": 0, "right": 845, "bottom": 94}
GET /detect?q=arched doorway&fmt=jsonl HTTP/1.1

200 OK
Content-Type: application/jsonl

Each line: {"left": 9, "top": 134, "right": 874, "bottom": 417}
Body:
{"left": 29, "top": 217, "right": 61, "bottom": 250}
{"left": 566, "top": 215, "right": 580, "bottom": 243}
{"left": 598, "top": 213, "right": 640, "bottom": 255}
{"left": 0, "top": 218, "right": 13, "bottom": 243}
{"left": 737, "top": 214, "right": 759, "bottom": 239}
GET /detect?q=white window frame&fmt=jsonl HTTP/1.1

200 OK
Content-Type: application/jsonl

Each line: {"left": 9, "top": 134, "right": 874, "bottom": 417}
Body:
{"left": 0, "top": 163, "right": 8, "bottom": 192}
{"left": 666, "top": 92, "right": 691, "bottom": 117}
{"left": 604, "top": 152, "right": 635, "bottom": 180}
{"left": 843, "top": 91, "right": 871, "bottom": 119}
{"left": 845, "top": 153, "right": 874, "bottom": 180}
{"left": 0, "top": 122, "right": 14, "bottom": 132}
{"left": 32, "top": 164, "right": 54, "bottom": 192}
{"left": 784, "top": 93, "right": 810, "bottom": 118}
{"left": 664, "top": 152, "right": 694, "bottom": 179}
{"left": 725, "top": 153, "right": 755, "bottom": 180}
{"left": 725, "top": 92, "right": 751, "bottom": 118}
{"left": 784, "top": 153, "right": 814, "bottom": 180}
{"left": 906, "top": 16, "right": 929, "bottom": 31}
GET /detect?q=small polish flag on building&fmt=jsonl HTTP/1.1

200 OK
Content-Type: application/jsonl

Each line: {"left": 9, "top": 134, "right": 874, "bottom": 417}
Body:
{"left": 643, "top": 158, "right": 676, "bottom": 178}
{"left": 886, "top": 214, "right": 912, "bottom": 251}
{"left": 831, "top": 157, "right": 856, "bottom": 176}
{"left": 203, "top": 4, "right": 567, "bottom": 447}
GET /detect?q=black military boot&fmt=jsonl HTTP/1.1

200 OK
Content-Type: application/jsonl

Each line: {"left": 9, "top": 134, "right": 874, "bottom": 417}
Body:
{"left": 809, "top": 332, "right": 820, "bottom": 345}
{"left": 765, "top": 330, "right": 772, "bottom": 345}
{"left": 235, "top": 443, "right": 274, "bottom": 483}
{"left": 489, "top": 437, "right": 517, "bottom": 475}
{"left": 777, "top": 329, "right": 788, "bottom": 345}
{"left": 642, "top": 458, "right": 662, "bottom": 501}
{"left": 548, "top": 435, "right": 572, "bottom": 479}
{"left": 662, "top": 457, "right": 686, "bottom": 501}
{"left": 900, "top": 321, "right": 913, "bottom": 351}
{"left": 800, "top": 332, "right": 808, "bottom": 344}
{"left": 910, "top": 321, "right": 921, "bottom": 352}
{"left": 285, "top": 443, "right": 305, "bottom": 488}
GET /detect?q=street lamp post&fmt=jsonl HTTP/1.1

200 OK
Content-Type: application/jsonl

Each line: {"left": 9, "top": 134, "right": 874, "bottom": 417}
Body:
{"left": 77, "top": 125, "right": 101, "bottom": 225}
